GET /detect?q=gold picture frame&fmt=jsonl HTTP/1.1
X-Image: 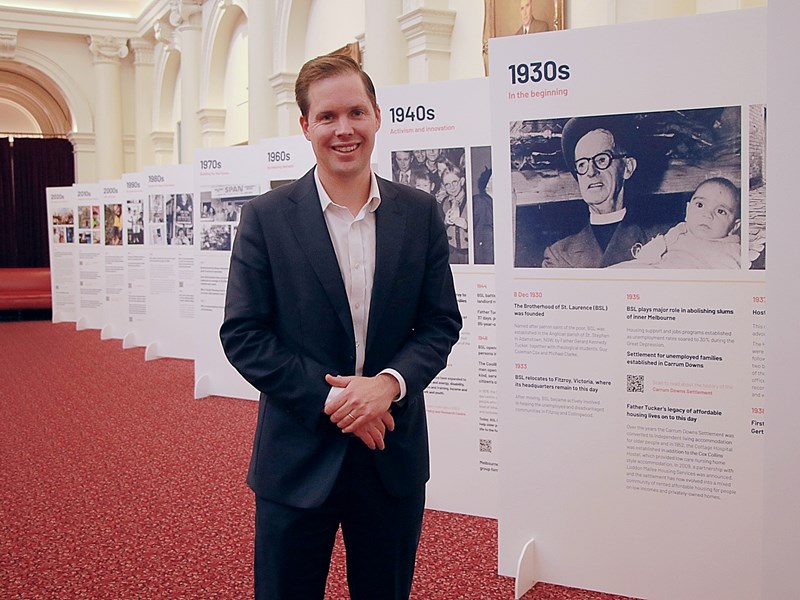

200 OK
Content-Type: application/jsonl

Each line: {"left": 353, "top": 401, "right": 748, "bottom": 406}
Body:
{"left": 482, "top": 0, "right": 566, "bottom": 74}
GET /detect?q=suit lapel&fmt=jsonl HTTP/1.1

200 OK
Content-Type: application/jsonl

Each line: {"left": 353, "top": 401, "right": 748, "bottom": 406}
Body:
{"left": 603, "top": 220, "right": 644, "bottom": 267}
{"left": 367, "top": 179, "right": 407, "bottom": 351}
{"left": 571, "top": 225, "right": 602, "bottom": 267}
{"left": 283, "top": 169, "right": 353, "bottom": 340}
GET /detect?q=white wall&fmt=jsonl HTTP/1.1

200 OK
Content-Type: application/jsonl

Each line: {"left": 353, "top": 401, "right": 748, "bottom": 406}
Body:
{"left": 304, "top": 0, "right": 364, "bottom": 60}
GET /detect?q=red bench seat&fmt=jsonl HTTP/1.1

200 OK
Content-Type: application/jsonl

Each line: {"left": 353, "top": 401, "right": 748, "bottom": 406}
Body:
{"left": 0, "top": 268, "right": 52, "bottom": 310}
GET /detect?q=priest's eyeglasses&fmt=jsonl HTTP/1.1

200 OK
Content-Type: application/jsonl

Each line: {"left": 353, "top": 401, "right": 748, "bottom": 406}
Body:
{"left": 574, "top": 151, "right": 629, "bottom": 176}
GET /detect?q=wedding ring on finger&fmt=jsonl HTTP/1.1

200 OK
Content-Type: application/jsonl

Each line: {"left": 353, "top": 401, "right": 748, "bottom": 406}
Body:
{"left": 347, "top": 412, "right": 356, "bottom": 422}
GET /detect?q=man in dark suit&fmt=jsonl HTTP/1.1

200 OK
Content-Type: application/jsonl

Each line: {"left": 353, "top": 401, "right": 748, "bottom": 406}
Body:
{"left": 516, "top": 0, "right": 551, "bottom": 35}
{"left": 220, "top": 54, "right": 461, "bottom": 600}
{"left": 392, "top": 150, "right": 413, "bottom": 186}
{"left": 542, "top": 114, "right": 664, "bottom": 268}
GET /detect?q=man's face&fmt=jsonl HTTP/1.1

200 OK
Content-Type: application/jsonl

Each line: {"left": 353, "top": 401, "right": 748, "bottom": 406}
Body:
{"left": 300, "top": 72, "right": 381, "bottom": 185}
{"left": 685, "top": 181, "right": 739, "bottom": 240}
{"left": 395, "top": 151, "right": 411, "bottom": 172}
{"left": 520, "top": 0, "right": 533, "bottom": 28}
{"left": 574, "top": 128, "right": 634, "bottom": 214}
{"left": 425, "top": 148, "right": 441, "bottom": 162}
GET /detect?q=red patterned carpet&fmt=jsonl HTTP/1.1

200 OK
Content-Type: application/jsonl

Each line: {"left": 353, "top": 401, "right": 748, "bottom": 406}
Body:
{"left": 1, "top": 321, "right": 635, "bottom": 599}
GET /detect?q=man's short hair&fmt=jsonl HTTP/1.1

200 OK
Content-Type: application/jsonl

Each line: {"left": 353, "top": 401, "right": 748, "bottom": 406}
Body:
{"left": 410, "top": 166, "right": 431, "bottom": 186}
{"left": 561, "top": 114, "right": 637, "bottom": 173}
{"left": 295, "top": 53, "right": 377, "bottom": 118}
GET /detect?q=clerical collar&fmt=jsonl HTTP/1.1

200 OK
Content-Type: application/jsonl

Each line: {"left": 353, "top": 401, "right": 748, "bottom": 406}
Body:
{"left": 590, "top": 207, "right": 626, "bottom": 226}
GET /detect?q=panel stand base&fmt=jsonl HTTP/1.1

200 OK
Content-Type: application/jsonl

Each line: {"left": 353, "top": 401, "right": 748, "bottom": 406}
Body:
{"left": 194, "top": 374, "right": 210, "bottom": 399}
{"left": 515, "top": 538, "right": 537, "bottom": 599}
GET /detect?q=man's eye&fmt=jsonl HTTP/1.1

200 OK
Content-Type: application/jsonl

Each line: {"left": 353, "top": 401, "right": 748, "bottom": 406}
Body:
{"left": 694, "top": 201, "right": 703, "bottom": 208}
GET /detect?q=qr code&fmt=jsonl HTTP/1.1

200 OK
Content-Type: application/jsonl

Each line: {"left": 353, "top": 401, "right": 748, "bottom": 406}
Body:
{"left": 627, "top": 374, "right": 645, "bottom": 393}
{"left": 479, "top": 439, "right": 492, "bottom": 453}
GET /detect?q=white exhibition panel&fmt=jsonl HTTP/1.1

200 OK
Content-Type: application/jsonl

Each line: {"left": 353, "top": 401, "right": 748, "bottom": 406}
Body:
{"left": 99, "top": 179, "right": 127, "bottom": 341}
{"left": 141, "top": 164, "right": 196, "bottom": 361}
{"left": 375, "top": 78, "right": 498, "bottom": 518}
{"left": 46, "top": 186, "right": 78, "bottom": 323}
{"left": 763, "top": 1, "right": 800, "bottom": 598}
{"left": 193, "top": 136, "right": 316, "bottom": 400}
{"left": 72, "top": 182, "right": 105, "bottom": 331}
{"left": 489, "top": 9, "right": 766, "bottom": 600}
{"left": 122, "top": 172, "right": 150, "bottom": 349}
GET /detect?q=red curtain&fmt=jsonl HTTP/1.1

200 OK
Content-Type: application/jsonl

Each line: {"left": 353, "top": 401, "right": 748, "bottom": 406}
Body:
{"left": 4, "top": 138, "right": 75, "bottom": 268}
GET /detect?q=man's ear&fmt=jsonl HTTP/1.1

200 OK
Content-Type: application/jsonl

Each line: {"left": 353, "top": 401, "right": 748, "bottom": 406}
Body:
{"left": 374, "top": 104, "right": 382, "bottom": 132}
{"left": 300, "top": 115, "right": 310, "bottom": 140}
{"left": 622, "top": 156, "right": 637, "bottom": 180}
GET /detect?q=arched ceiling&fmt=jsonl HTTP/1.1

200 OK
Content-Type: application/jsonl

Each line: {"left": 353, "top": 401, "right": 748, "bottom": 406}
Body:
{"left": 0, "top": 61, "right": 72, "bottom": 134}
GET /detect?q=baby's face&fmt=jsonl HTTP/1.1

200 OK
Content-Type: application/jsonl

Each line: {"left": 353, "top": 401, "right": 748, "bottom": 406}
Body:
{"left": 685, "top": 181, "right": 739, "bottom": 240}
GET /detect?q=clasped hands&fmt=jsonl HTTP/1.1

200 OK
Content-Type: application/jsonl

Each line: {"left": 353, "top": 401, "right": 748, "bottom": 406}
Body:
{"left": 323, "top": 373, "right": 398, "bottom": 451}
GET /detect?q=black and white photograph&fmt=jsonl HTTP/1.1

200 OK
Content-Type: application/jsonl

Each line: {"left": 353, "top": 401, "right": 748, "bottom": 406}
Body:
{"left": 164, "top": 193, "right": 194, "bottom": 245}
{"left": 200, "top": 223, "right": 232, "bottom": 251}
{"left": 270, "top": 179, "right": 295, "bottom": 190}
{"left": 512, "top": 106, "right": 747, "bottom": 270}
{"left": 471, "top": 146, "right": 494, "bottom": 265}
{"left": 200, "top": 200, "right": 217, "bottom": 221}
{"left": 149, "top": 194, "right": 165, "bottom": 224}
{"left": 126, "top": 198, "right": 144, "bottom": 245}
{"left": 391, "top": 147, "right": 469, "bottom": 264}
{"left": 150, "top": 225, "right": 165, "bottom": 246}
{"left": 173, "top": 224, "right": 193, "bottom": 246}
{"left": 749, "top": 104, "right": 766, "bottom": 270}
{"left": 199, "top": 191, "right": 252, "bottom": 226}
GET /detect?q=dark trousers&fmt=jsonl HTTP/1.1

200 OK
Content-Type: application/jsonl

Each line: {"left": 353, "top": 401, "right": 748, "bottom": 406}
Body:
{"left": 254, "top": 439, "right": 425, "bottom": 599}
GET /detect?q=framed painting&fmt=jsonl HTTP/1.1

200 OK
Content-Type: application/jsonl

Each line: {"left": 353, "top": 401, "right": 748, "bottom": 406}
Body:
{"left": 482, "top": 0, "right": 566, "bottom": 73}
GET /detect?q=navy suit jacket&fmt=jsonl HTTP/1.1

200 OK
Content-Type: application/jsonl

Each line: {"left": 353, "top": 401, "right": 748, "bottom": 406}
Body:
{"left": 220, "top": 168, "right": 461, "bottom": 508}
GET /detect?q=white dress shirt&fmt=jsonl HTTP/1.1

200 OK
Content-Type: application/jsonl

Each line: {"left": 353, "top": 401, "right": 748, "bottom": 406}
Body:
{"left": 315, "top": 170, "right": 406, "bottom": 405}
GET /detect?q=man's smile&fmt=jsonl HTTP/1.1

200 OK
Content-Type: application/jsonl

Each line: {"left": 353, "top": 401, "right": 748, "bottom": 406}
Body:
{"left": 334, "top": 143, "right": 359, "bottom": 153}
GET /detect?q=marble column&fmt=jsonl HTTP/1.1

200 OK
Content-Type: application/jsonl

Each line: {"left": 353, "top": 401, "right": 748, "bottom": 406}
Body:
{"left": 88, "top": 35, "right": 128, "bottom": 179}
{"left": 67, "top": 132, "right": 97, "bottom": 183}
{"left": 151, "top": 131, "right": 176, "bottom": 165}
{"left": 269, "top": 71, "right": 300, "bottom": 137}
{"left": 398, "top": 3, "right": 456, "bottom": 83}
{"left": 170, "top": 0, "right": 203, "bottom": 163}
{"left": 198, "top": 108, "right": 226, "bottom": 147}
{"left": 247, "top": 0, "right": 277, "bottom": 141}
{"left": 129, "top": 38, "right": 155, "bottom": 171}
